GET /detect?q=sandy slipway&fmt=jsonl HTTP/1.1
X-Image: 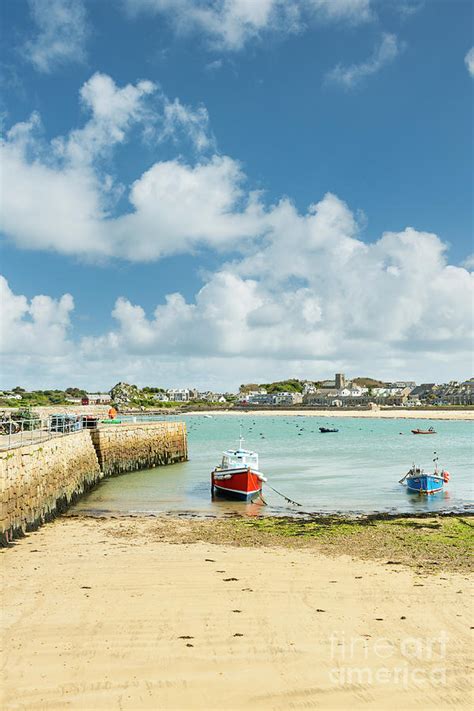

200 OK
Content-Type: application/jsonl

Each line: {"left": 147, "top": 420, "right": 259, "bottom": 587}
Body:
{"left": 1, "top": 515, "right": 472, "bottom": 710}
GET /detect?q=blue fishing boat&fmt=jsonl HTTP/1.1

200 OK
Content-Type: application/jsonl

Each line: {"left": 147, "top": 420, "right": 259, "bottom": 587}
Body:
{"left": 400, "top": 455, "right": 450, "bottom": 495}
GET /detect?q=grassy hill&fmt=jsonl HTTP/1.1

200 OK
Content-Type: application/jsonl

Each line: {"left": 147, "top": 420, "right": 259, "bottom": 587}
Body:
{"left": 352, "top": 377, "right": 386, "bottom": 388}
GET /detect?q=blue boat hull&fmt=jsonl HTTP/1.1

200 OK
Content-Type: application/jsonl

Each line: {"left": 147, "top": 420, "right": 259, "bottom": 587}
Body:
{"left": 406, "top": 474, "right": 444, "bottom": 494}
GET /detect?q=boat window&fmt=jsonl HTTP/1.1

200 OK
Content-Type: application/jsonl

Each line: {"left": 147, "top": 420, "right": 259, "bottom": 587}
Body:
{"left": 221, "top": 452, "right": 259, "bottom": 469}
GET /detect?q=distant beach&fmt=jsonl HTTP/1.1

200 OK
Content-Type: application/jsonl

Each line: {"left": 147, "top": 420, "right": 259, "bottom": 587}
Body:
{"left": 187, "top": 408, "right": 474, "bottom": 421}
{"left": 9, "top": 405, "right": 474, "bottom": 421}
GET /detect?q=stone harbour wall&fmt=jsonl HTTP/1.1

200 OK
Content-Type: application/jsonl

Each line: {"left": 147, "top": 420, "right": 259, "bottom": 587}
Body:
{"left": 90, "top": 421, "right": 188, "bottom": 477}
{"left": 0, "top": 421, "right": 188, "bottom": 545}
{"left": 0, "top": 430, "right": 101, "bottom": 545}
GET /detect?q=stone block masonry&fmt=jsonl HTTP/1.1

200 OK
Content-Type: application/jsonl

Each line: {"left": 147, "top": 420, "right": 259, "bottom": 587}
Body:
{"left": 0, "top": 430, "right": 101, "bottom": 545}
{"left": 1, "top": 421, "right": 187, "bottom": 545}
{"left": 90, "top": 421, "right": 188, "bottom": 477}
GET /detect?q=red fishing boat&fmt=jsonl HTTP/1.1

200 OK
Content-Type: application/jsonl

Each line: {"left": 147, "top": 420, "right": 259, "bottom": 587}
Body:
{"left": 411, "top": 427, "right": 436, "bottom": 435}
{"left": 211, "top": 431, "right": 266, "bottom": 501}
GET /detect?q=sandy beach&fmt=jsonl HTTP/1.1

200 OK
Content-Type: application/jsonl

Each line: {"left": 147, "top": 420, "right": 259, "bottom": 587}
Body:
{"left": 4, "top": 405, "right": 473, "bottom": 421}
{"left": 188, "top": 408, "right": 474, "bottom": 421}
{"left": 1, "top": 515, "right": 472, "bottom": 710}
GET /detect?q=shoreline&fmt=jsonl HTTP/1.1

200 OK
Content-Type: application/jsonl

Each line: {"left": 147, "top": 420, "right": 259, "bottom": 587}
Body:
{"left": 65, "top": 513, "right": 473, "bottom": 574}
{"left": 67, "top": 507, "right": 474, "bottom": 525}
{"left": 4, "top": 405, "right": 473, "bottom": 421}
{"left": 183, "top": 408, "right": 474, "bottom": 421}
{"left": 2, "top": 514, "right": 472, "bottom": 710}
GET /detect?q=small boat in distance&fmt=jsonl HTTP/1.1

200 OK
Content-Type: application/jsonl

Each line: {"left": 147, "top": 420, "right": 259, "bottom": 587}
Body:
{"left": 400, "top": 455, "right": 450, "bottom": 494}
{"left": 319, "top": 426, "right": 339, "bottom": 433}
{"left": 211, "top": 430, "right": 267, "bottom": 501}
{"left": 411, "top": 427, "right": 436, "bottom": 435}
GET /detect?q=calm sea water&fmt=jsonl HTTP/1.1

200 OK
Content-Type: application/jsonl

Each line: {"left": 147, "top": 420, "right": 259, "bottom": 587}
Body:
{"left": 72, "top": 415, "right": 474, "bottom": 517}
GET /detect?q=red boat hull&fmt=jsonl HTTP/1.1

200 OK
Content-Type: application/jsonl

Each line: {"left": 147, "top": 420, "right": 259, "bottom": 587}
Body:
{"left": 411, "top": 430, "right": 436, "bottom": 435}
{"left": 211, "top": 467, "right": 263, "bottom": 501}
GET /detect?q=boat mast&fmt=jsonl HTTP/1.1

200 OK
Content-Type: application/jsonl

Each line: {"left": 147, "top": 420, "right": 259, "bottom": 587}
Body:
{"left": 239, "top": 423, "right": 244, "bottom": 450}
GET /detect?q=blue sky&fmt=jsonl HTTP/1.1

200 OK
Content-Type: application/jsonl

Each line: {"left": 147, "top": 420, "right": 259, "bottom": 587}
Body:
{"left": 1, "top": 0, "right": 473, "bottom": 390}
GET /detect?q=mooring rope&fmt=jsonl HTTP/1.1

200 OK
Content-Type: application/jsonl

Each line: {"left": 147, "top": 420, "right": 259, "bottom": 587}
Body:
{"left": 399, "top": 470, "right": 412, "bottom": 484}
{"left": 264, "top": 483, "right": 302, "bottom": 507}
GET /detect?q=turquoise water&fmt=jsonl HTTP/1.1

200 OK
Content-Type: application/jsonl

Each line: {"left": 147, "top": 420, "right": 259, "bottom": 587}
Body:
{"left": 72, "top": 415, "right": 474, "bottom": 517}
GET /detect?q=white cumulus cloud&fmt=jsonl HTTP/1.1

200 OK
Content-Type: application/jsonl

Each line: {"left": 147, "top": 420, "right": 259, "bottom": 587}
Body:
{"left": 0, "top": 276, "right": 74, "bottom": 357}
{"left": 52, "top": 73, "right": 157, "bottom": 167}
{"left": 1, "top": 70, "right": 472, "bottom": 389}
{"left": 2, "top": 205, "right": 473, "bottom": 389}
{"left": 112, "top": 155, "right": 263, "bottom": 260}
{"left": 0, "top": 73, "right": 228, "bottom": 261}
{"left": 77, "top": 193, "right": 474, "bottom": 386}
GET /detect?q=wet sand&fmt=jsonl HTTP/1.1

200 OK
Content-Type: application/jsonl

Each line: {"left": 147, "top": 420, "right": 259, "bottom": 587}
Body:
{"left": 1, "top": 516, "right": 472, "bottom": 710}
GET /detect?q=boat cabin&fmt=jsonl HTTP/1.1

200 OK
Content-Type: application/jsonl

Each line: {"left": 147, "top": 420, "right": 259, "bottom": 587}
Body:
{"left": 221, "top": 448, "right": 259, "bottom": 471}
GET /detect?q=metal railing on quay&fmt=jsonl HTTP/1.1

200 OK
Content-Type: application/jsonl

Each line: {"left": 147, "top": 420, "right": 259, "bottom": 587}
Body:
{"left": 0, "top": 414, "right": 101, "bottom": 451}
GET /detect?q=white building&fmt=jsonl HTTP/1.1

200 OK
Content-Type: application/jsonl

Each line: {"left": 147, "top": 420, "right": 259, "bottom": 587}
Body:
{"left": 153, "top": 392, "right": 169, "bottom": 402}
{"left": 272, "top": 392, "right": 303, "bottom": 406}
{"left": 167, "top": 388, "right": 190, "bottom": 402}
{"left": 339, "top": 386, "right": 367, "bottom": 398}
{"left": 389, "top": 382, "right": 416, "bottom": 390}
{"left": 197, "top": 391, "right": 219, "bottom": 402}
{"left": 86, "top": 393, "right": 112, "bottom": 404}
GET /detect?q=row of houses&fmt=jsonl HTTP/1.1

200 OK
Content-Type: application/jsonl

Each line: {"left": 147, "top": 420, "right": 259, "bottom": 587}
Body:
{"left": 155, "top": 389, "right": 227, "bottom": 403}
{"left": 303, "top": 375, "right": 474, "bottom": 407}
{"left": 63, "top": 379, "right": 474, "bottom": 408}
{"left": 238, "top": 391, "right": 303, "bottom": 407}
{"left": 304, "top": 386, "right": 413, "bottom": 407}
{"left": 410, "top": 380, "right": 474, "bottom": 406}
{"left": 301, "top": 373, "right": 417, "bottom": 406}
{"left": 74, "top": 388, "right": 229, "bottom": 405}
{"left": 7, "top": 376, "right": 471, "bottom": 408}
{"left": 65, "top": 393, "right": 112, "bottom": 405}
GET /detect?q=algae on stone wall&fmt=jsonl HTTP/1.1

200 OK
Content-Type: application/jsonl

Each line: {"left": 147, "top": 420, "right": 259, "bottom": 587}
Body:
{"left": 90, "top": 421, "right": 188, "bottom": 477}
